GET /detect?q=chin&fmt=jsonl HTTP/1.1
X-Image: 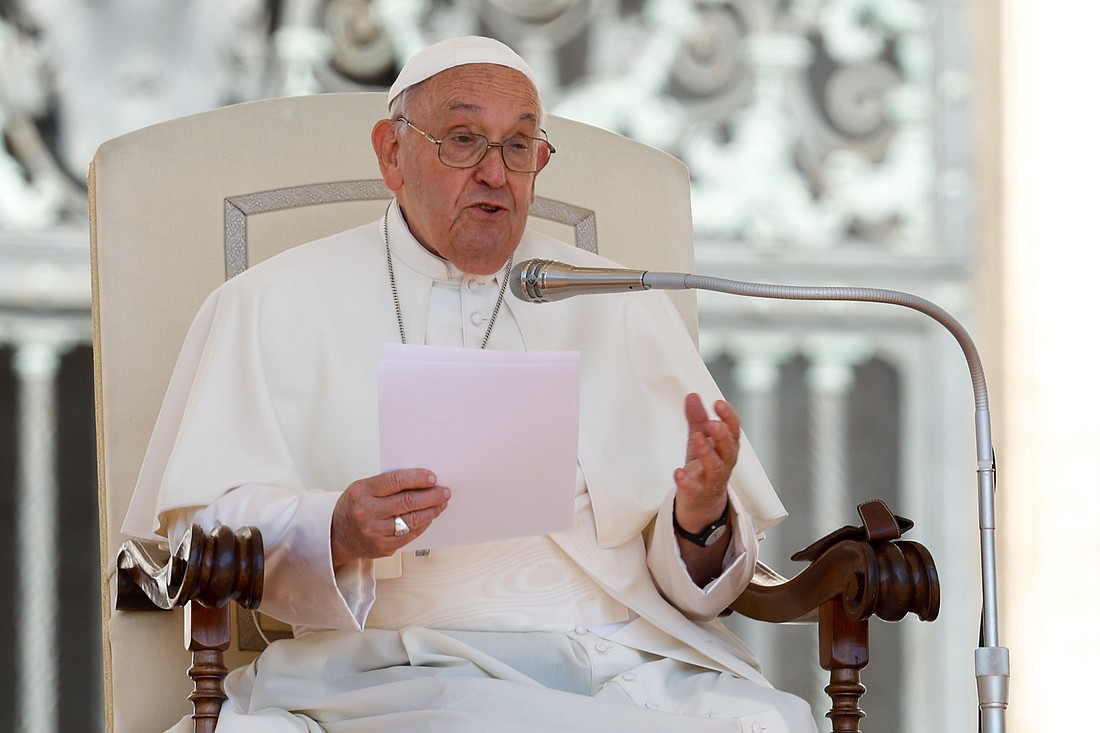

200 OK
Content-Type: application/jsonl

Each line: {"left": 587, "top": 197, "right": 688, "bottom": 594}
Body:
{"left": 453, "top": 241, "right": 521, "bottom": 275}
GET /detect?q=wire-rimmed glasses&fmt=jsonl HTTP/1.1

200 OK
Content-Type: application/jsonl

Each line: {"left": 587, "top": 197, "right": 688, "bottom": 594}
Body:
{"left": 396, "top": 117, "right": 555, "bottom": 174}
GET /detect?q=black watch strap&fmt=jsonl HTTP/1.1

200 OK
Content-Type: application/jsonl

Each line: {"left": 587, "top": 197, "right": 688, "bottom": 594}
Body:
{"left": 673, "top": 503, "right": 730, "bottom": 548}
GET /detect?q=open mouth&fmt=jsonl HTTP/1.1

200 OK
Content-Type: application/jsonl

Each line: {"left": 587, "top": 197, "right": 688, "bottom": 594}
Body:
{"left": 475, "top": 203, "right": 503, "bottom": 213}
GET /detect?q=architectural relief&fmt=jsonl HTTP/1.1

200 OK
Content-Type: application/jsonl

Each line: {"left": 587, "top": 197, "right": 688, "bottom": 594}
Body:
{"left": 0, "top": 2, "right": 975, "bottom": 731}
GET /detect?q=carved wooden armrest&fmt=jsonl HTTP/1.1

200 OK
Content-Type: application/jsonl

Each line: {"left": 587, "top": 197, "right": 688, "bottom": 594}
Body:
{"left": 116, "top": 525, "right": 264, "bottom": 733}
{"left": 729, "top": 500, "right": 940, "bottom": 733}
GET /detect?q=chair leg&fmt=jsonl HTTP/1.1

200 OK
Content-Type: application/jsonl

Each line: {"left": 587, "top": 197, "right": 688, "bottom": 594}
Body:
{"left": 818, "top": 598, "right": 869, "bottom": 733}
{"left": 186, "top": 602, "right": 231, "bottom": 733}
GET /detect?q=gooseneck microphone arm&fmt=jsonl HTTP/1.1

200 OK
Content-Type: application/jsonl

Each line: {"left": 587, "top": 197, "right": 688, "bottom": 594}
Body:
{"left": 511, "top": 259, "right": 1009, "bottom": 733}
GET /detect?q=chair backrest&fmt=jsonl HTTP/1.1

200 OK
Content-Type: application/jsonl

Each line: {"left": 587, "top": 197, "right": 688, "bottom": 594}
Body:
{"left": 91, "top": 91, "right": 697, "bottom": 733}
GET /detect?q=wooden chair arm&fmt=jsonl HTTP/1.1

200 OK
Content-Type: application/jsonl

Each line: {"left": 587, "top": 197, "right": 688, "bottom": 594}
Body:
{"left": 732, "top": 538, "right": 939, "bottom": 625}
{"left": 116, "top": 524, "right": 264, "bottom": 612}
{"left": 729, "top": 500, "right": 940, "bottom": 732}
{"left": 115, "top": 525, "right": 264, "bottom": 733}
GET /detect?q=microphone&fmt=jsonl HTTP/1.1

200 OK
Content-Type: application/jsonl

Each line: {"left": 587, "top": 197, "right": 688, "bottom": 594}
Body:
{"left": 511, "top": 256, "right": 1008, "bottom": 733}
{"left": 508, "top": 258, "right": 690, "bottom": 302}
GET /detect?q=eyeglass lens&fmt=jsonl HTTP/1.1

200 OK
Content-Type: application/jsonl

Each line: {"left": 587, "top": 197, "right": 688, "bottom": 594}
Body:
{"left": 439, "top": 132, "right": 552, "bottom": 173}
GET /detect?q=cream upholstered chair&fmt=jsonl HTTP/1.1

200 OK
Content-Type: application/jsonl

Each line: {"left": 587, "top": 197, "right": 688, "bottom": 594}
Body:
{"left": 91, "top": 93, "right": 937, "bottom": 733}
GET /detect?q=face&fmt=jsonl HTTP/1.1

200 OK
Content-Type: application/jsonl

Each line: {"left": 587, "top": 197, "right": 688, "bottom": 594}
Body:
{"left": 372, "top": 64, "right": 544, "bottom": 275}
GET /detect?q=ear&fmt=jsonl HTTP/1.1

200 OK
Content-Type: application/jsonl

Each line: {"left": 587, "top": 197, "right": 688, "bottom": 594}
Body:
{"left": 372, "top": 118, "right": 404, "bottom": 191}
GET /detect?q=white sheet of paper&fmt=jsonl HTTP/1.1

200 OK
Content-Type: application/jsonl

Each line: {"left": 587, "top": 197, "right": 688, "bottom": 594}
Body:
{"left": 378, "top": 343, "right": 581, "bottom": 550}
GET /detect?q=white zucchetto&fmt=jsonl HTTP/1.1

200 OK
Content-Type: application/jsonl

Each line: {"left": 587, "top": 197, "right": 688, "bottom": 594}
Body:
{"left": 387, "top": 36, "right": 539, "bottom": 108}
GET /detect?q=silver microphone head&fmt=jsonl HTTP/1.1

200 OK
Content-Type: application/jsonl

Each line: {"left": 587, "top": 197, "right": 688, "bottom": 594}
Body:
{"left": 509, "top": 259, "right": 557, "bottom": 302}
{"left": 509, "top": 259, "right": 649, "bottom": 302}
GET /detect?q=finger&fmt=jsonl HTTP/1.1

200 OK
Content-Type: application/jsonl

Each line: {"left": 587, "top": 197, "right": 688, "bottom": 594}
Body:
{"left": 701, "top": 419, "right": 737, "bottom": 467}
{"left": 682, "top": 432, "right": 724, "bottom": 489}
{"left": 690, "top": 430, "right": 729, "bottom": 481}
{"left": 714, "top": 399, "right": 742, "bottom": 435}
{"left": 683, "top": 392, "right": 709, "bottom": 432}
{"left": 342, "top": 484, "right": 447, "bottom": 532}
{"left": 709, "top": 401, "right": 742, "bottom": 465}
{"left": 673, "top": 465, "right": 701, "bottom": 494}
{"left": 385, "top": 484, "right": 451, "bottom": 520}
{"left": 381, "top": 499, "right": 449, "bottom": 543}
{"left": 354, "top": 468, "right": 437, "bottom": 499}
{"left": 686, "top": 415, "right": 729, "bottom": 463}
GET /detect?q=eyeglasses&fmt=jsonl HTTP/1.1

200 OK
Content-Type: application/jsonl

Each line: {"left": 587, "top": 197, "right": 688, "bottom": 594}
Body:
{"left": 396, "top": 117, "right": 555, "bottom": 174}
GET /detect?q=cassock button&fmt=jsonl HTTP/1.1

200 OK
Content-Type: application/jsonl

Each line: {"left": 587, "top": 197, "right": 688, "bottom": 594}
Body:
{"left": 467, "top": 279, "right": 483, "bottom": 292}
{"left": 621, "top": 672, "right": 637, "bottom": 682}
{"left": 470, "top": 312, "right": 485, "bottom": 326}
{"left": 595, "top": 643, "right": 610, "bottom": 653}
{"left": 751, "top": 723, "right": 767, "bottom": 733}
{"left": 574, "top": 624, "right": 589, "bottom": 635}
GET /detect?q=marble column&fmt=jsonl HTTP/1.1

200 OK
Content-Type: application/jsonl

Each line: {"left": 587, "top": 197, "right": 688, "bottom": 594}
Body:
{"left": 12, "top": 332, "right": 71, "bottom": 733}
{"left": 804, "top": 336, "right": 872, "bottom": 538}
{"left": 274, "top": 0, "right": 331, "bottom": 96}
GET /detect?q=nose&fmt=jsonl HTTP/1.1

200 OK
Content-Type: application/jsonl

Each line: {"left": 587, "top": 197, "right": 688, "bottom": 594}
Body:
{"left": 472, "top": 144, "right": 508, "bottom": 187}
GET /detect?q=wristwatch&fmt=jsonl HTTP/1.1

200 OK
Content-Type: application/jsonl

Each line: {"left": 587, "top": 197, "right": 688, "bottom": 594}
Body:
{"left": 673, "top": 504, "right": 730, "bottom": 548}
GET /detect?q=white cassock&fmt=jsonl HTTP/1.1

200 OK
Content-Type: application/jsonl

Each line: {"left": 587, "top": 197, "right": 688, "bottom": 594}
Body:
{"left": 124, "top": 205, "right": 816, "bottom": 732}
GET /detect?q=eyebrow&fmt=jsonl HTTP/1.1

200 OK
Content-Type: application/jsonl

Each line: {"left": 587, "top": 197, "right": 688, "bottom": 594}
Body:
{"left": 445, "top": 102, "right": 539, "bottom": 126}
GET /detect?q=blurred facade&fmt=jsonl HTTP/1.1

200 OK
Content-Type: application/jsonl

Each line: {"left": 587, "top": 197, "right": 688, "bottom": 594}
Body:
{"left": 0, "top": 1, "right": 984, "bottom": 731}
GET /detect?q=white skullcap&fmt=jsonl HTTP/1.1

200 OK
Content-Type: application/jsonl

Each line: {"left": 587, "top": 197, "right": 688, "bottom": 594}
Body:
{"left": 388, "top": 36, "right": 539, "bottom": 108}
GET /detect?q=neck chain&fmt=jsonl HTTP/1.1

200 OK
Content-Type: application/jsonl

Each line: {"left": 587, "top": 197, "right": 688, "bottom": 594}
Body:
{"left": 384, "top": 206, "right": 512, "bottom": 349}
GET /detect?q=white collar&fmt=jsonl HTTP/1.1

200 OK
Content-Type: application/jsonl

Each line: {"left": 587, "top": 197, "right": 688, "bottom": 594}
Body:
{"left": 385, "top": 203, "right": 508, "bottom": 286}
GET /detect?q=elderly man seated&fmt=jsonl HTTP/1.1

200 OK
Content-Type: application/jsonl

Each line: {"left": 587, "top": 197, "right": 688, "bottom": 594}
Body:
{"left": 124, "top": 35, "right": 816, "bottom": 733}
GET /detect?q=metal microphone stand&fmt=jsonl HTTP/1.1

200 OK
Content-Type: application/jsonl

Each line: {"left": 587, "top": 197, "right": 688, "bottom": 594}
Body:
{"left": 642, "top": 271, "right": 1010, "bottom": 733}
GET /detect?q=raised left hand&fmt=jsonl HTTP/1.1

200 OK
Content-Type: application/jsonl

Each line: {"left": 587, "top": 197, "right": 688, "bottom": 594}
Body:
{"left": 673, "top": 392, "right": 741, "bottom": 533}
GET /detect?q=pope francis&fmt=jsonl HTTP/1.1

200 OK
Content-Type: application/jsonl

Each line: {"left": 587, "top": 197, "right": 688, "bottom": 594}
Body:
{"left": 123, "top": 35, "right": 816, "bottom": 733}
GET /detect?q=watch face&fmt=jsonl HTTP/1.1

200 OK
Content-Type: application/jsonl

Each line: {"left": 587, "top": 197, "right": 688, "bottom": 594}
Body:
{"left": 673, "top": 505, "right": 731, "bottom": 547}
{"left": 704, "top": 524, "right": 728, "bottom": 547}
